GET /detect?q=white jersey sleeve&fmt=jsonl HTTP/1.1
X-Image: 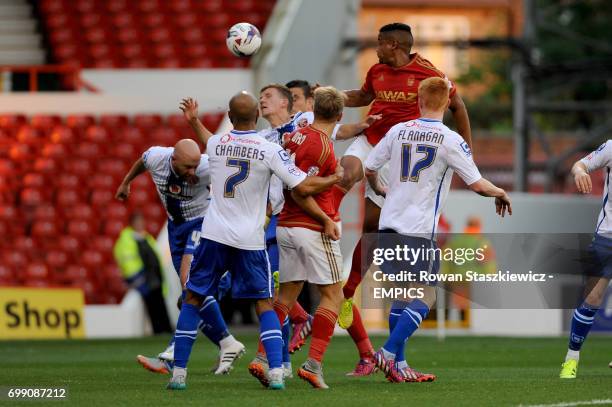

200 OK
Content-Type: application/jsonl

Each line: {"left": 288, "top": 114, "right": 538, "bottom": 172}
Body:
{"left": 364, "top": 126, "right": 395, "bottom": 171}
{"left": 581, "top": 141, "right": 612, "bottom": 172}
{"left": 269, "top": 145, "right": 307, "bottom": 189}
{"left": 142, "top": 146, "right": 172, "bottom": 171}
{"left": 444, "top": 134, "right": 482, "bottom": 185}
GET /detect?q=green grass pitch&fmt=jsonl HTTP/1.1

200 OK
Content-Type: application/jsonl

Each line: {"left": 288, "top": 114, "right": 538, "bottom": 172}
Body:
{"left": 3, "top": 334, "right": 611, "bottom": 406}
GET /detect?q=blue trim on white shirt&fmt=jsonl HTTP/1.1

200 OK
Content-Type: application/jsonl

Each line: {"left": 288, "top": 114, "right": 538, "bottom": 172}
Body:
{"left": 417, "top": 118, "right": 442, "bottom": 123}
{"left": 230, "top": 129, "right": 258, "bottom": 135}
{"left": 431, "top": 167, "right": 449, "bottom": 239}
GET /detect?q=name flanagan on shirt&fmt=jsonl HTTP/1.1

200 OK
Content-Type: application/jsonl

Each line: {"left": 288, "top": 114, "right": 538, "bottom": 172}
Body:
{"left": 215, "top": 144, "right": 265, "bottom": 160}
{"left": 397, "top": 129, "right": 444, "bottom": 144}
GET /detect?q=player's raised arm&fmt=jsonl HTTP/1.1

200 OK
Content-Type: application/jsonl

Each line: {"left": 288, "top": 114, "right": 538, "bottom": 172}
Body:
{"left": 180, "top": 97, "right": 214, "bottom": 146}
{"left": 115, "top": 157, "right": 146, "bottom": 201}
{"left": 335, "top": 114, "right": 382, "bottom": 141}
{"left": 449, "top": 91, "right": 473, "bottom": 150}
{"left": 293, "top": 164, "right": 343, "bottom": 196}
{"left": 342, "top": 88, "right": 375, "bottom": 107}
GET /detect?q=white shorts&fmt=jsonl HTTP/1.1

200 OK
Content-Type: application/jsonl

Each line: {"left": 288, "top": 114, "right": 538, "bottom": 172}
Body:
{"left": 344, "top": 135, "right": 388, "bottom": 208}
{"left": 277, "top": 224, "right": 343, "bottom": 285}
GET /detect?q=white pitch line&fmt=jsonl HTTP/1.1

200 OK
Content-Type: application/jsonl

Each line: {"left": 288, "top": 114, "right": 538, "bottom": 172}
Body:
{"left": 518, "top": 399, "right": 612, "bottom": 407}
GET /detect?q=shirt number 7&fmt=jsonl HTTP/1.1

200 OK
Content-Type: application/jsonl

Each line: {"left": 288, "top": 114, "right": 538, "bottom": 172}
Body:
{"left": 224, "top": 158, "right": 250, "bottom": 198}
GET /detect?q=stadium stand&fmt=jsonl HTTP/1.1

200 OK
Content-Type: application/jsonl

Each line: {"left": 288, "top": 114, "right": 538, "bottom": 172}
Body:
{"left": 36, "top": 0, "right": 277, "bottom": 69}
{"left": 0, "top": 111, "right": 224, "bottom": 304}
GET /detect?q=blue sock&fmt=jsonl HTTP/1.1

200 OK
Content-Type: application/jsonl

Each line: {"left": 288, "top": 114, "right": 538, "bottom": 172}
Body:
{"left": 389, "top": 301, "right": 407, "bottom": 363}
{"left": 198, "top": 296, "right": 229, "bottom": 345}
{"left": 569, "top": 302, "right": 599, "bottom": 351}
{"left": 383, "top": 299, "right": 429, "bottom": 357}
{"left": 259, "top": 310, "right": 283, "bottom": 369}
{"left": 282, "top": 316, "right": 290, "bottom": 363}
{"left": 174, "top": 303, "right": 200, "bottom": 368}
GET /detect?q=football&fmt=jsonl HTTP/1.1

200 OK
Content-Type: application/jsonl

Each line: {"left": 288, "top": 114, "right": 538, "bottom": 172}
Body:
{"left": 226, "top": 22, "right": 262, "bottom": 57}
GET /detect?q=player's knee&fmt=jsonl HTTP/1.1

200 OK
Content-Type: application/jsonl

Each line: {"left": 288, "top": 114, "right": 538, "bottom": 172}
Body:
{"left": 340, "top": 156, "right": 364, "bottom": 189}
{"left": 185, "top": 290, "right": 204, "bottom": 307}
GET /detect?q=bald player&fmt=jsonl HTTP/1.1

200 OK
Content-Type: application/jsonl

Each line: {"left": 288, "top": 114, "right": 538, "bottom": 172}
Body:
{"left": 116, "top": 138, "right": 245, "bottom": 377}
{"left": 172, "top": 92, "right": 343, "bottom": 390}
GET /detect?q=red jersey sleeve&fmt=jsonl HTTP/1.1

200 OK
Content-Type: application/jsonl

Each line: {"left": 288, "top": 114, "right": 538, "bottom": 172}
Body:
{"left": 360, "top": 65, "right": 375, "bottom": 95}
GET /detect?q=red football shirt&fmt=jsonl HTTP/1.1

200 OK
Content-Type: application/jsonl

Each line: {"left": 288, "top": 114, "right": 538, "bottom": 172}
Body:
{"left": 361, "top": 53, "right": 457, "bottom": 146}
{"left": 278, "top": 125, "right": 340, "bottom": 232}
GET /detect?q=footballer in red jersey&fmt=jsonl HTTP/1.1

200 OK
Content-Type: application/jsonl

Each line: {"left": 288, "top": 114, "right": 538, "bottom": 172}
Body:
{"left": 337, "top": 22, "right": 473, "bottom": 377}
{"left": 273, "top": 87, "right": 346, "bottom": 389}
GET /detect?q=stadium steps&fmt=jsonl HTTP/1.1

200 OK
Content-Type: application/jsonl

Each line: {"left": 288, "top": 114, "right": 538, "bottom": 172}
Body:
{"left": 0, "top": 0, "right": 45, "bottom": 64}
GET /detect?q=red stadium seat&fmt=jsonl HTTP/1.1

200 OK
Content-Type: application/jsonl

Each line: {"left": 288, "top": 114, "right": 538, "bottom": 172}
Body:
{"left": 117, "top": 128, "right": 144, "bottom": 146}
{"left": 89, "top": 173, "right": 115, "bottom": 190}
{"left": 196, "top": 0, "right": 223, "bottom": 13}
{"left": 127, "top": 188, "right": 151, "bottom": 207}
{"left": 66, "top": 114, "right": 95, "bottom": 131}
{"left": 105, "top": 202, "right": 129, "bottom": 221}
{"left": 227, "top": 0, "right": 256, "bottom": 13}
{"left": 90, "top": 190, "right": 114, "bottom": 208}
{"left": 55, "top": 173, "right": 80, "bottom": 190}
{"left": 4, "top": 251, "right": 28, "bottom": 269}
{"left": 90, "top": 236, "right": 115, "bottom": 256}
{"left": 182, "top": 42, "right": 208, "bottom": 57}
{"left": 143, "top": 204, "right": 164, "bottom": 221}
{"left": 67, "top": 203, "right": 94, "bottom": 220}
{"left": 32, "top": 220, "right": 59, "bottom": 239}
{"left": 150, "top": 127, "right": 177, "bottom": 145}
{"left": 13, "top": 236, "right": 35, "bottom": 252}
{"left": 31, "top": 114, "right": 62, "bottom": 130}
{"left": 97, "top": 159, "right": 128, "bottom": 180}
{"left": 81, "top": 249, "right": 104, "bottom": 269}
{"left": 88, "top": 43, "right": 112, "bottom": 59}
{"left": 106, "top": 0, "right": 128, "bottom": 13}
{"left": 137, "top": 0, "right": 162, "bottom": 14}
{"left": 46, "top": 250, "right": 69, "bottom": 270}
{"left": 84, "top": 125, "right": 109, "bottom": 143}
{"left": 111, "top": 143, "right": 137, "bottom": 161}
{"left": 23, "top": 173, "right": 46, "bottom": 189}
{"left": 166, "top": 0, "right": 190, "bottom": 13}
{"left": 0, "top": 205, "right": 15, "bottom": 223}
{"left": 91, "top": 58, "right": 117, "bottom": 69}
{"left": 55, "top": 189, "right": 83, "bottom": 207}
{"left": 57, "top": 235, "right": 82, "bottom": 255}
{"left": 103, "top": 219, "right": 125, "bottom": 237}
{"left": 152, "top": 44, "right": 176, "bottom": 59}
{"left": 45, "top": 13, "right": 70, "bottom": 29}
{"left": 25, "top": 263, "right": 50, "bottom": 280}
{"left": 8, "top": 144, "right": 34, "bottom": 163}
{"left": 100, "top": 114, "right": 129, "bottom": 129}
{"left": 49, "top": 126, "right": 76, "bottom": 146}
{"left": 0, "top": 264, "right": 16, "bottom": 284}
{"left": 60, "top": 265, "right": 91, "bottom": 284}
{"left": 63, "top": 160, "right": 92, "bottom": 175}
{"left": 142, "top": 13, "right": 165, "bottom": 28}
{"left": 147, "top": 219, "right": 163, "bottom": 235}
{"left": 187, "top": 57, "right": 214, "bottom": 68}
{"left": 20, "top": 188, "right": 45, "bottom": 206}
{"left": 33, "top": 157, "right": 59, "bottom": 176}
{"left": 201, "top": 112, "right": 225, "bottom": 131}
{"left": 124, "top": 58, "right": 150, "bottom": 68}
{"left": 116, "top": 27, "right": 140, "bottom": 43}
{"left": 16, "top": 126, "right": 42, "bottom": 147}
{"left": 148, "top": 27, "right": 171, "bottom": 43}
{"left": 0, "top": 113, "right": 26, "bottom": 129}
{"left": 133, "top": 114, "right": 163, "bottom": 129}
{"left": 33, "top": 205, "right": 57, "bottom": 221}
{"left": 67, "top": 219, "right": 94, "bottom": 238}
{"left": 173, "top": 13, "right": 198, "bottom": 28}
{"left": 75, "top": 142, "right": 101, "bottom": 159}
{"left": 79, "top": 13, "right": 103, "bottom": 29}
{"left": 41, "top": 143, "right": 68, "bottom": 160}
{"left": 204, "top": 14, "right": 230, "bottom": 28}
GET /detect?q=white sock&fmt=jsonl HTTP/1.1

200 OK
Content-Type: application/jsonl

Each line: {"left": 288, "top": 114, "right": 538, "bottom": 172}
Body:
{"left": 397, "top": 360, "right": 408, "bottom": 369}
{"left": 566, "top": 349, "right": 580, "bottom": 361}
{"left": 219, "top": 335, "right": 236, "bottom": 349}
{"left": 381, "top": 348, "right": 396, "bottom": 360}
{"left": 173, "top": 367, "right": 187, "bottom": 380}
{"left": 282, "top": 362, "right": 292, "bottom": 369}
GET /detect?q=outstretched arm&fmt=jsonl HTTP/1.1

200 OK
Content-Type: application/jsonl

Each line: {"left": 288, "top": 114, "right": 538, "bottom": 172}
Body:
{"left": 115, "top": 158, "right": 146, "bottom": 201}
{"left": 180, "top": 97, "right": 214, "bottom": 146}
{"left": 572, "top": 161, "right": 592, "bottom": 194}
{"left": 335, "top": 114, "right": 382, "bottom": 141}
{"left": 292, "top": 164, "right": 344, "bottom": 196}
{"left": 449, "top": 92, "right": 472, "bottom": 150}
{"left": 342, "top": 89, "right": 375, "bottom": 108}
{"left": 468, "top": 178, "right": 512, "bottom": 217}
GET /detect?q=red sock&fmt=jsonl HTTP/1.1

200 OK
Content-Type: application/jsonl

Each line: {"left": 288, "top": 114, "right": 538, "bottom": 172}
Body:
{"left": 343, "top": 239, "right": 363, "bottom": 299}
{"left": 273, "top": 302, "right": 290, "bottom": 329}
{"left": 347, "top": 304, "right": 373, "bottom": 360}
{"left": 288, "top": 301, "right": 309, "bottom": 324}
{"left": 331, "top": 185, "right": 348, "bottom": 211}
{"left": 256, "top": 302, "right": 290, "bottom": 356}
{"left": 308, "top": 307, "right": 338, "bottom": 362}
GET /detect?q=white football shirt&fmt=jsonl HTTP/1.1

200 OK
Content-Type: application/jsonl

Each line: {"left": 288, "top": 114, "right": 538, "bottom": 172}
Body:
{"left": 365, "top": 118, "right": 481, "bottom": 238}
{"left": 201, "top": 129, "right": 307, "bottom": 250}
{"left": 580, "top": 140, "right": 612, "bottom": 234}
{"left": 142, "top": 146, "right": 211, "bottom": 223}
